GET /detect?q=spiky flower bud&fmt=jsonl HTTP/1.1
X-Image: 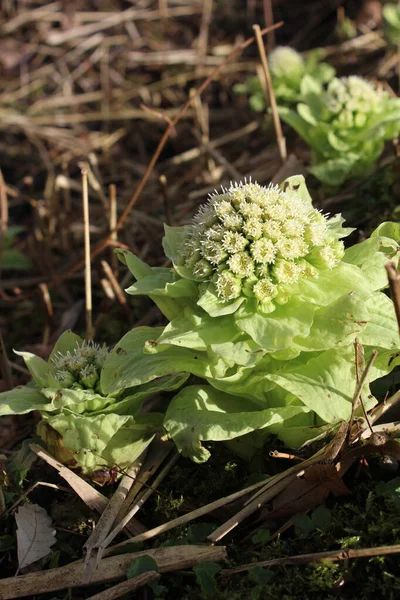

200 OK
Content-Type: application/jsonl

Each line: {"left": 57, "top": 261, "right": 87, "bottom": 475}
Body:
{"left": 79, "top": 364, "right": 99, "bottom": 389}
{"left": 216, "top": 270, "right": 242, "bottom": 300}
{"left": 54, "top": 370, "right": 76, "bottom": 387}
{"left": 178, "top": 181, "right": 346, "bottom": 307}
{"left": 269, "top": 46, "right": 304, "bottom": 80}
{"left": 51, "top": 341, "right": 109, "bottom": 391}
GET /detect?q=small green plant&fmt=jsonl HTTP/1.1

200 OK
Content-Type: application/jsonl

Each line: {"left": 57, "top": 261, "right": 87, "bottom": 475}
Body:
{"left": 383, "top": 2, "right": 400, "bottom": 45}
{"left": 278, "top": 75, "right": 400, "bottom": 185}
{"left": 0, "top": 330, "right": 187, "bottom": 475}
{"left": 108, "top": 175, "right": 400, "bottom": 461}
{"left": 235, "top": 46, "right": 335, "bottom": 110}
{"left": 0, "top": 226, "right": 31, "bottom": 270}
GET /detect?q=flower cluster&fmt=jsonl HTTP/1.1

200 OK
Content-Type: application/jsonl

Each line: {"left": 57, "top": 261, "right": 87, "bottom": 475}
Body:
{"left": 178, "top": 181, "right": 344, "bottom": 309}
{"left": 279, "top": 75, "right": 400, "bottom": 185}
{"left": 51, "top": 341, "right": 109, "bottom": 390}
{"left": 325, "top": 76, "right": 383, "bottom": 120}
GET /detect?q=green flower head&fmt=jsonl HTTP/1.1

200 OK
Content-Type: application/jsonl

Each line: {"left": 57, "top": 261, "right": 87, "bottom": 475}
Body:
{"left": 178, "top": 180, "right": 345, "bottom": 306}
{"left": 52, "top": 340, "right": 109, "bottom": 390}
{"left": 325, "top": 76, "right": 384, "bottom": 116}
{"left": 269, "top": 46, "right": 305, "bottom": 80}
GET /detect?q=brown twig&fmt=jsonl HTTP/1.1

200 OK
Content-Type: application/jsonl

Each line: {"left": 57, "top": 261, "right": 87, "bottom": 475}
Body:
{"left": 263, "top": 0, "right": 275, "bottom": 52}
{"left": 159, "top": 175, "right": 172, "bottom": 226}
{"left": 0, "top": 545, "right": 227, "bottom": 599}
{"left": 222, "top": 544, "right": 400, "bottom": 575}
{"left": 0, "top": 329, "right": 13, "bottom": 390}
{"left": 385, "top": 262, "right": 400, "bottom": 336}
{"left": 109, "top": 184, "right": 118, "bottom": 274}
{"left": 252, "top": 24, "right": 286, "bottom": 163}
{"left": 107, "top": 476, "right": 270, "bottom": 549}
{"left": 81, "top": 168, "right": 93, "bottom": 340}
{"left": 85, "top": 571, "right": 160, "bottom": 600}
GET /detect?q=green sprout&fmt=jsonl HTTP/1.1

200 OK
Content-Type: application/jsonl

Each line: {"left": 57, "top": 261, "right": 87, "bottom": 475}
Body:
{"left": 278, "top": 75, "right": 400, "bottom": 185}
{"left": 0, "top": 331, "right": 188, "bottom": 475}
{"left": 235, "top": 46, "right": 335, "bottom": 110}
{"left": 110, "top": 175, "right": 400, "bottom": 462}
{"left": 0, "top": 226, "right": 32, "bottom": 270}
{"left": 383, "top": 2, "right": 400, "bottom": 45}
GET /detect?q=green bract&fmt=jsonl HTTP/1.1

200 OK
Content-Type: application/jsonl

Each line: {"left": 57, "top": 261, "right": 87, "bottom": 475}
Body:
{"left": 117, "top": 176, "right": 400, "bottom": 462}
{"left": 0, "top": 331, "right": 188, "bottom": 475}
{"left": 235, "top": 47, "right": 335, "bottom": 110}
{"left": 383, "top": 2, "right": 400, "bottom": 45}
{"left": 279, "top": 75, "right": 400, "bottom": 185}
{"left": 1, "top": 226, "right": 32, "bottom": 270}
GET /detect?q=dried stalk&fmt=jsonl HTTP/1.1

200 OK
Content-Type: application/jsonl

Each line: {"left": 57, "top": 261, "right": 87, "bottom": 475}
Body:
{"left": 110, "top": 477, "right": 270, "bottom": 548}
{"left": 0, "top": 545, "right": 227, "bottom": 600}
{"left": 222, "top": 544, "right": 400, "bottom": 575}
{"left": 86, "top": 571, "right": 160, "bottom": 600}
{"left": 0, "top": 329, "right": 13, "bottom": 390}
{"left": 83, "top": 453, "right": 148, "bottom": 582}
{"left": 100, "top": 451, "right": 180, "bottom": 557}
{"left": 252, "top": 24, "right": 286, "bottom": 162}
{"left": 81, "top": 168, "right": 93, "bottom": 340}
{"left": 29, "top": 445, "right": 145, "bottom": 537}
{"left": 385, "top": 262, "right": 400, "bottom": 336}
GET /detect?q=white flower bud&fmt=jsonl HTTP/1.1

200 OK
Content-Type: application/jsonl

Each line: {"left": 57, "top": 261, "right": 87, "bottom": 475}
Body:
{"left": 178, "top": 180, "right": 346, "bottom": 307}
{"left": 216, "top": 270, "right": 242, "bottom": 300}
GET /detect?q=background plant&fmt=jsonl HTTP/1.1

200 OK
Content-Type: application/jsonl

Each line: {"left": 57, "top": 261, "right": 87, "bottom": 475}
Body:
{"left": 0, "top": 226, "right": 31, "bottom": 270}
{"left": 383, "top": 1, "right": 400, "bottom": 44}
{"left": 278, "top": 75, "right": 400, "bottom": 185}
{"left": 235, "top": 46, "right": 335, "bottom": 111}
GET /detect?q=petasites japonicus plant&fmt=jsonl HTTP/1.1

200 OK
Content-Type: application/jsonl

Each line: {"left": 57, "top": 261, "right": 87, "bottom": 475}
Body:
{"left": 235, "top": 46, "right": 335, "bottom": 110}
{"left": 278, "top": 75, "right": 400, "bottom": 186}
{"left": 105, "top": 175, "right": 400, "bottom": 462}
{"left": 0, "top": 331, "right": 188, "bottom": 474}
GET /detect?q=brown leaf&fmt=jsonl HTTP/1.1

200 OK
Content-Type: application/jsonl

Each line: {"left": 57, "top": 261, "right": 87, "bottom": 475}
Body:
{"left": 304, "top": 463, "right": 351, "bottom": 497}
{"left": 259, "top": 463, "right": 350, "bottom": 526}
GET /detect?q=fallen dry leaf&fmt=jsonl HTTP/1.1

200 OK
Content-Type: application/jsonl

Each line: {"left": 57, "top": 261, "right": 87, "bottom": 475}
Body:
{"left": 16, "top": 504, "right": 56, "bottom": 571}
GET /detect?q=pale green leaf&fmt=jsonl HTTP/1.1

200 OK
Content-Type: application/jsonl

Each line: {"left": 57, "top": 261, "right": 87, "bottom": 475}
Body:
{"left": 13, "top": 351, "right": 50, "bottom": 388}
{"left": 156, "top": 309, "right": 239, "bottom": 351}
{"left": 164, "top": 385, "right": 315, "bottom": 462}
{"left": 126, "top": 271, "right": 197, "bottom": 298}
{"left": 267, "top": 347, "right": 367, "bottom": 423}
{"left": 162, "top": 224, "right": 191, "bottom": 263}
{"left": 284, "top": 262, "right": 378, "bottom": 306}
{"left": 99, "top": 372, "right": 190, "bottom": 416}
{"left": 293, "top": 292, "right": 370, "bottom": 351}
{"left": 41, "top": 388, "right": 115, "bottom": 414}
{"left": 0, "top": 386, "right": 53, "bottom": 416}
{"left": 280, "top": 174, "right": 313, "bottom": 208}
{"left": 48, "top": 330, "right": 84, "bottom": 363}
{"left": 371, "top": 221, "right": 400, "bottom": 245}
{"left": 236, "top": 298, "right": 315, "bottom": 351}
{"left": 357, "top": 293, "right": 399, "bottom": 350}
{"left": 210, "top": 339, "right": 265, "bottom": 367}
{"left": 100, "top": 326, "right": 215, "bottom": 395}
{"left": 118, "top": 249, "right": 185, "bottom": 320}
{"left": 102, "top": 423, "right": 155, "bottom": 472}
{"left": 278, "top": 107, "right": 311, "bottom": 143}
{"left": 297, "top": 103, "right": 318, "bottom": 126}
{"left": 45, "top": 412, "right": 132, "bottom": 473}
